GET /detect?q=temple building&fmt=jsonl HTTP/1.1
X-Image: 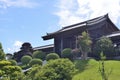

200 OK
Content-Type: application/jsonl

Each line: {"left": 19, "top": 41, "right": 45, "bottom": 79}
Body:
{"left": 41, "top": 14, "right": 120, "bottom": 55}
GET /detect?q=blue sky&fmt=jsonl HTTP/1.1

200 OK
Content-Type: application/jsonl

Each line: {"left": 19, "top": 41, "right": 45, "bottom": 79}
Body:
{"left": 0, "top": 0, "right": 120, "bottom": 54}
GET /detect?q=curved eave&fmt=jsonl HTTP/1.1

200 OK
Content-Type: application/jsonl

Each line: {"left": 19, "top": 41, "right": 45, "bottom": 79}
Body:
{"left": 42, "top": 14, "right": 119, "bottom": 40}
{"left": 107, "top": 16, "right": 119, "bottom": 31}
{"left": 42, "top": 24, "right": 86, "bottom": 40}
{"left": 106, "top": 32, "right": 120, "bottom": 38}
{"left": 42, "top": 34, "right": 54, "bottom": 40}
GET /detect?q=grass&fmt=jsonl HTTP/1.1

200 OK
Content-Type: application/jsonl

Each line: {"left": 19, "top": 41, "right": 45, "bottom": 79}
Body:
{"left": 73, "top": 59, "right": 120, "bottom": 80}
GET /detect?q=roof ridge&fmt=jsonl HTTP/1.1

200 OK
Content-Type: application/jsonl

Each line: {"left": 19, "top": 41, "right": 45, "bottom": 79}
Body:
{"left": 62, "top": 14, "right": 108, "bottom": 29}
{"left": 42, "top": 14, "right": 112, "bottom": 40}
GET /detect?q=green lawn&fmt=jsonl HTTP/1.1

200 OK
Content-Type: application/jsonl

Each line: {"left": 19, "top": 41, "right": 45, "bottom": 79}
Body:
{"left": 73, "top": 59, "right": 120, "bottom": 80}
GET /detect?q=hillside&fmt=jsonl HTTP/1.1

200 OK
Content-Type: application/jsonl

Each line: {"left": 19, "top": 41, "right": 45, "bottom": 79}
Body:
{"left": 73, "top": 59, "right": 120, "bottom": 80}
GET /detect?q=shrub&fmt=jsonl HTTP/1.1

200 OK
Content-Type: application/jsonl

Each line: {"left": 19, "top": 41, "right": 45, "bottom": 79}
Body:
{"left": 33, "top": 50, "right": 46, "bottom": 60}
{"left": 46, "top": 53, "right": 59, "bottom": 61}
{"left": 27, "top": 65, "right": 42, "bottom": 80}
{"left": 9, "top": 60, "right": 17, "bottom": 65}
{"left": 34, "top": 59, "right": 77, "bottom": 80}
{"left": 61, "top": 48, "right": 73, "bottom": 60}
{"left": 29, "top": 59, "right": 42, "bottom": 67}
{"left": 2, "top": 66, "right": 22, "bottom": 74}
{"left": 2, "top": 65, "right": 22, "bottom": 80}
{"left": 21, "top": 56, "right": 32, "bottom": 65}
{"left": 0, "top": 60, "right": 11, "bottom": 69}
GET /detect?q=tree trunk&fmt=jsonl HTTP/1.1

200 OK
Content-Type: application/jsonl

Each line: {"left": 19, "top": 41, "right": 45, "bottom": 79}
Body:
{"left": 81, "top": 52, "right": 88, "bottom": 60}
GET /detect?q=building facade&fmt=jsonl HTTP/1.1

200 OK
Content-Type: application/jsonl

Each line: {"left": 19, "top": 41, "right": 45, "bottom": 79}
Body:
{"left": 42, "top": 14, "right": 119, "bottom": 55}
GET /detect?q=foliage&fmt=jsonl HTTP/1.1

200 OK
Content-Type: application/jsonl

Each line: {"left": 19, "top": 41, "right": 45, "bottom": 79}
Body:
{"left": 77, "top": 31, "right": 92, "bottom": 60}
{"left": 93, "top": 36, "right": 114, "bottom": 57}
{"left": 0, "top": 60, "right": 11, "bottom": 69}
{"left": 21, "top": 55, "right": 32, "bottom": 65}
{"left": 33, "top": 50, "right": 46, "bottom": 60}
{"left": 61, "top": 48, "right": 73, "bottom": 60}
{"left": 0, "top": 51, "right": 5, "bottom": 60}
{"left": 34, "top": 59, "right": 77, "bottom": 80}
{"left": 26, "top": 65, "right": 42, "bottom": 80}
{"left": 9, "top": 60, "right": 17, "bottom": 66}
{"left": 2, "top": 65, "right": 21, "bottom": 75}
{"left": 29, "top": 59, "right": 42, "bottom": 67}
{"left": 1, "top": 66, "right": 23, "bottom": 80}
{"left": 46, "top": 53, "right": 59, "bottom": 61}
{"left": 0, "top": 70, "right": 4, "bottom": 77}
{"left": 0, "top": 60, "right": 23, "bottom": 80}
{"left": 0, "top": 43, "right": 5, "bottom": 60}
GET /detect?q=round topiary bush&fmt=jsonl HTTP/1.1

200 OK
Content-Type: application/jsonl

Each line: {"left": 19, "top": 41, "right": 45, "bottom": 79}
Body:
{"left": 46, "top": 53, "right": 59, "bottom": 61}
{"left": 61, "top": 48, "right": 73, "bottom": 60}
{"left": 21, "top": 55, "right": 32, "bottom": 65}
{"left": 29, "top": 59, "right": 42, "bottom": 67}
{"left": 32, "top": 50, "right": 46, "bottom": 60}
{"left": 9, "top": 60, "right": 17, "bottom": 65}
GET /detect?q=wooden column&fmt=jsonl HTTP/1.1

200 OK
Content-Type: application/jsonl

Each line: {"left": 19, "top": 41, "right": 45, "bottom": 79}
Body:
{"left": 75, "top": 36, "right": 78, "bottom": 48}
{"left": 61, "top": 37, "right": 63, "bottom": 51}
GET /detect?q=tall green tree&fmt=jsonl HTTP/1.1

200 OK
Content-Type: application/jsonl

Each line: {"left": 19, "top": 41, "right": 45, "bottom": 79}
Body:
{"left": 0, "top": 42, "right": 5, "bottom": 60}
{"left": 77, "top": 31, "right": 92, "bottom": 60}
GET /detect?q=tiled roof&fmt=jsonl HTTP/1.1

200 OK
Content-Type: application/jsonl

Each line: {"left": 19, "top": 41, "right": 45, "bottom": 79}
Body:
{"left": 42, "top": 14, "right": 118, "bottom": 40}
{"left": 33, "top": 44, "right": 54, "bottom": 51}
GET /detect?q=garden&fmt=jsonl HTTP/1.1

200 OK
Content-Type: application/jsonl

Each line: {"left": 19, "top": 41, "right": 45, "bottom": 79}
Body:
{"left": 0, "top": 32, "right": 120, "bottom": 80}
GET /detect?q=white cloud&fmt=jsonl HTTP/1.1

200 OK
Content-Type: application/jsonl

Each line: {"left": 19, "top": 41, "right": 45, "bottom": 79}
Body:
{"left": 14, "top": 41, "right": 23, "bottom": 47}
{"left": 55, "top": 0, "right": 120, "bottom": 27}
{"left": 0, "top": 0, "right": 38, "bottom": 9}
{"left": 7, "top": 41, "right": 23, "bottom": 53}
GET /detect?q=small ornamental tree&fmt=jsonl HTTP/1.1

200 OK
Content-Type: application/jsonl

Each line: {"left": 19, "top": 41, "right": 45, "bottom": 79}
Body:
{"left": 29, "top": 59, "right": 42, "bottom": 67}
{"left": 46, "top": 53, "right": 59, "bottom": 61}
{"left": 61, "top": 48, "right": 73, "bottom": 60}
{"left": 99, "top": 52, "right": 112, "bottom": 80}
{"left": 93, "top": 36, "right": 114, "bottom": 57}
{"left": 33, "top": 50, "right": 46, "bottom": 60}
{"left": 77, "top": 31, "right": 92, "bottom": 60}
{"left": 21, "top": 55, "right": 32, "bottom": 65}
{"left": 71, "top": 48, "right": 80, "bottom": 59}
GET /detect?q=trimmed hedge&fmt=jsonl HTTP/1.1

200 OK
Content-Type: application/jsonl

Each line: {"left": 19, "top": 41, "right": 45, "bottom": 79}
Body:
{"left": 61, "top": 48, "right": 73, "bottom": 60}
{"left": 29, "top": 59, "right": 42, "bottom": 67}
{"left": 21, "top": 56, "right": 32, "bottom": 65}
{"left": 46, "top": 53, "right": 59, "bottom": 61}
{"left": 33, "top": 50, "right": 46, "bottom": 60}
